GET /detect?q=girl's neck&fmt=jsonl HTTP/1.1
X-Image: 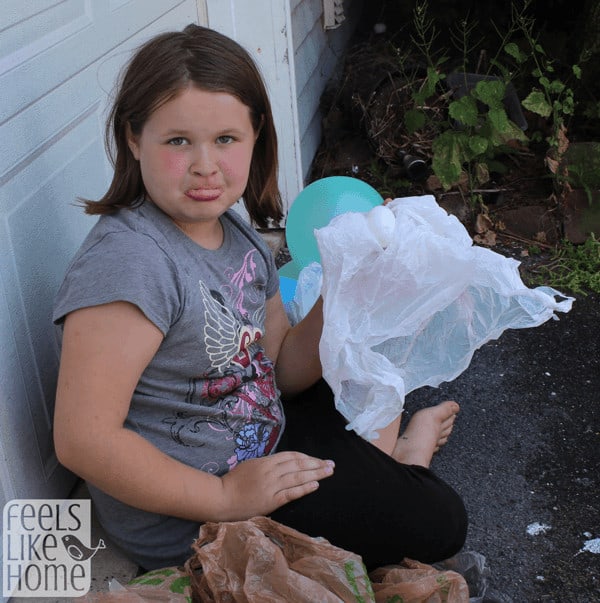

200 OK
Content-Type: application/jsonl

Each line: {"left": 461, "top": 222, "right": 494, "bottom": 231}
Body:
{"left": 174, "top": 218, "right": 224, "bottom": 250}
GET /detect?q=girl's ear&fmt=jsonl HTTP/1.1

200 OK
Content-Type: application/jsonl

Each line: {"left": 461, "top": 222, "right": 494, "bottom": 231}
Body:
{"left": 126, "top": 123, "right": 141, "bottom": 160}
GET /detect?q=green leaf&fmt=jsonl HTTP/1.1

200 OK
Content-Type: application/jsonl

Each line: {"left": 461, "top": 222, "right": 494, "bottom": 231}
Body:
{"left": 432, "top": 131, "right": 465, "bottom": 189}
{"left": 449, "top": 96, "right": 478, "bottom": 127}
{"left": 522, "top": 90, "right": 552, "bottom": 117}
{"left": 468, "top": 135, "right": 489, "bottom": 156}
{"left": 561, "top": 95, "right": 575, "bottom": 115}
{"left": 573, "top": 64, "right": 582, "bottom": 79}
{"left": 405, "top": 108, "right": 427, "bottom": 133}
{"left": 473, "top": 79, "right": 505, "bottom": 107}
{"left": 502, "top": 119, "right": 529, "bottom": 142}
{"left": 417, "top": 66, "right": 442, "bottom": 102}
{"left": 548, "top": 79, "right": 566, "bottom": 94}
{"left": 489, "top": 58, "right": 511, "bottom": 80}
{"left": 504, "top": 42, "right": 527, "bottom": 63}
{"left": 487, "top": 107, "right": 511, "bottom": 133}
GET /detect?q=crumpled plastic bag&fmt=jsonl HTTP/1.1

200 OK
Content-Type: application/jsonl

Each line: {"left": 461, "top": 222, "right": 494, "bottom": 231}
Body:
{"left": 284, "top": 261, "right": 323, "bottom": 325}
{"left": 316, "top": 195, "right": 574, "bottom": 441}
{"left": 434, "top": 551, "right": 498, "bottom": 602}
{"left": 185, "top": 516, "right": 373, "bottom": 602}
{"left": 81, "top": 566, "right": 191, "bottom": 602}
{"left": 184, "top": 516, "right": 469, "bottom": 602}
{"left": 370, "top": 558, "right": 470, "bottom": 602}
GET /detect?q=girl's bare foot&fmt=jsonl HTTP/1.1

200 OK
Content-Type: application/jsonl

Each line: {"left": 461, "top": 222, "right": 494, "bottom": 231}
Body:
{"left": 392, "top": 401, "right": 459, "bottom": 468}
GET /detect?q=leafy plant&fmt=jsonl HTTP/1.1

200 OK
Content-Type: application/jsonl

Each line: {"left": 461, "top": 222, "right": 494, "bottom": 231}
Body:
{"left": 430, "top": 77, "right": 527, "bottom": 191}
{"left": 562, "top": 142, "right": 600, "bottom": 205}
{"left": 533, "top": 234, "right": 600, "bottom": 295}
{"left": 367, "top": 158, "right": 411, "bottom": 199}
{"left": 509, "top": 10, "right": 582, "bottom": 190}
{"left": 404, "top": 1, "right": 529, "bottom": 195}
{"left": 400, "top": 0, "right": 593, "bottom": 206}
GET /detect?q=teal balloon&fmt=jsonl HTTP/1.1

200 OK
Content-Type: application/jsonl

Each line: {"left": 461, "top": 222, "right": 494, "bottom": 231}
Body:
{"left": 279, "top": 276, "right": 298, "bottom": 304}
{"left": 278, "top": 260, "right": 301, "bottom": 280}
{"left": 286, "top": 176, "right": 382, "bottom": 269}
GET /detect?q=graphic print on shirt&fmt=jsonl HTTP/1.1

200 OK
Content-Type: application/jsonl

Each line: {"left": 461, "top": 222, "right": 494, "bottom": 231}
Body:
{"left": 201, "top": 277, "right": 262, "bottom": 374}
{"left": 163, "top": 251, "right": 282, "bottom": 472}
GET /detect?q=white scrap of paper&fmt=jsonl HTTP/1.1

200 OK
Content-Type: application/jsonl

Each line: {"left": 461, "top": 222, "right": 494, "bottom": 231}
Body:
{"left": 526, "top": 522, "right": 551, "bottom": 536}
{"left": 578, "top": 538, "right": 600, "bottom": 555}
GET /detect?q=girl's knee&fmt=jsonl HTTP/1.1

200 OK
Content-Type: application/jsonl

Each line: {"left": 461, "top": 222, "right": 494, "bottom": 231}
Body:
{"left": 432, "top": 485, "right": 469, "bottom": 561}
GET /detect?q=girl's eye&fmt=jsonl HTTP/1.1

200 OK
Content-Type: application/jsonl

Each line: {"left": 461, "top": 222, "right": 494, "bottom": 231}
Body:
{"left": 216, "top": 135, "right": 234, "bottom": 145}
{"left": 168, "top": 137, "right": 188, "bottom": 146}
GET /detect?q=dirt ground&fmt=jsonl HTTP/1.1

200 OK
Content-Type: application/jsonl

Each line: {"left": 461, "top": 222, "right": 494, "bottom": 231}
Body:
{"left": 308, "top": 1, "right": 600, "bottom": 275}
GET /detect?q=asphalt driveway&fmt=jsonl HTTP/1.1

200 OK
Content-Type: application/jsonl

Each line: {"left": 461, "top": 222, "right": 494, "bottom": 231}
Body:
{"left": 406, "top": 291, "right": 600, "bottom": 601}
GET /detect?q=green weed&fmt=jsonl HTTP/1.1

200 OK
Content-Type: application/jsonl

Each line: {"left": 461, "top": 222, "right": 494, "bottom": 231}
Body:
{"left": 534, "top": 234, "right": 600, "bottom": 295}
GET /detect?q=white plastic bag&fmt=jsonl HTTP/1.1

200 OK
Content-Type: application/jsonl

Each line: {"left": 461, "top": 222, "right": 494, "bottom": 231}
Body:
{"left": 284, "top": 262, "right": 323, "bottom": 325}
{"left": 316, "top": 195, "right": 574, "bottom": 441}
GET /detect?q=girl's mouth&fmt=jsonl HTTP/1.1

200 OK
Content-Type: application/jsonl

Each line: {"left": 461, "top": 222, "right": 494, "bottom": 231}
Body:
{"left": 185, "top": 188, "right": 221, "bottom": 202}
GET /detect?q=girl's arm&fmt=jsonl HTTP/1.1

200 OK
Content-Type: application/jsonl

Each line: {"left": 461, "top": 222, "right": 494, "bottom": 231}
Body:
{"left": 262, "top": 292, "right": 324, "bottom": 398}
{"left": 54, "top": 301, "right": 333, "bottom": 522}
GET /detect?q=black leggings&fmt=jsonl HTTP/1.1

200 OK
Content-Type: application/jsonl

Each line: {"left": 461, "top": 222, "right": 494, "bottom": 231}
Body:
{"left": 270, "top": 380, "right": 468, "bottom": 571}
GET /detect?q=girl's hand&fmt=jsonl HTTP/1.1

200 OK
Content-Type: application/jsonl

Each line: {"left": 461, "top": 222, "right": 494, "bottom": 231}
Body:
{"left": 219, "top": 451, "right": 335, "bottom": 519}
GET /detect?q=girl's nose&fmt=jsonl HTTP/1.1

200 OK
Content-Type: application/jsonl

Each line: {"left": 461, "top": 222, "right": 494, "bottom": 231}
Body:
{"left": 190, "top": 146, "right": 218, "bottom": 176}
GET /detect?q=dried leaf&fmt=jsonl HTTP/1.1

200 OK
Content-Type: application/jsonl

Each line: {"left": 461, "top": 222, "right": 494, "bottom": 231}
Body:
{"left": 457, "top": 171, "right": 470, "bottom": 192}
{"left": 426, "top": 174, "right": 442, "bottom": 191}
{"left": 556, "top": 123, "right": 569, "bottom": 156}
{"left": 475, "top": 213, "right": 493, "bottom": 234}
{"left": 545, "top": 155, "right": 559, "bottom": 175}
{"left": 473, "top": 230, "right": 497, "bottom": 246}
{"left": 475, "top": 162, "right": 490, "bottom": 186}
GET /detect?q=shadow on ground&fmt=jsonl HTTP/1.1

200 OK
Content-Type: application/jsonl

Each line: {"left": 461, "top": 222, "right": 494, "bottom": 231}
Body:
{"left": 407, "top": 292, "right": 599, "bottom": 601}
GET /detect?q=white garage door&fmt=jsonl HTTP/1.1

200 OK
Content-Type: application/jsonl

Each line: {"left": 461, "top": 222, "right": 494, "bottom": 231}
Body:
{"left": 0, "top": 1, "right": 200, "bottom": 590}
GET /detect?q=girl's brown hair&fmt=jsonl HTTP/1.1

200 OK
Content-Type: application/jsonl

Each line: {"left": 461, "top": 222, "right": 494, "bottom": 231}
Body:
{"left": 84, "top": 24, "right": 282, "bottom": 227}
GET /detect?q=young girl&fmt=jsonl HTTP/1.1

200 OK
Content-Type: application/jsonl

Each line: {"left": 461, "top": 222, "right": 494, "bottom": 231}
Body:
{"left": 53, "top": 24, "right": 467, "bottom": 572}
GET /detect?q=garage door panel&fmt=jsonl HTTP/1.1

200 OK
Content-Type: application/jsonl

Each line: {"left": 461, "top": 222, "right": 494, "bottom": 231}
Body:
{"left": 1, "top": 0, "right": 196, "bottom": 124}
{"left": 0, "top": 0, "right": 199, "bottom": 509}
{"left": 0, "top": 71, "right": 107, "bottom": 184}
{"left": 0, "top": 107, "right": 107, "bottom": 475}
{"left": 2, "top": 0, "right": 90, "bottom": 62}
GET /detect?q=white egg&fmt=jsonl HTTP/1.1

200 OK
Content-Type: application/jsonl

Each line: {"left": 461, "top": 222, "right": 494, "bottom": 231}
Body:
{"left": 366, "top": 204, "right": 395, "bottom": 248}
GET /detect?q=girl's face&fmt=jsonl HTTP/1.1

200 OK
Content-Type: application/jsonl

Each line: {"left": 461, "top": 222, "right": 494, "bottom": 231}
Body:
{"left": 127, "top": 86, "right": 258, "bottom": 247}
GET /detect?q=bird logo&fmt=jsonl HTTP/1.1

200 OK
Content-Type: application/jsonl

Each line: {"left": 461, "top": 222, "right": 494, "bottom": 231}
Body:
{"left": 61, "top": 534, "right": 106, "bottom": 561}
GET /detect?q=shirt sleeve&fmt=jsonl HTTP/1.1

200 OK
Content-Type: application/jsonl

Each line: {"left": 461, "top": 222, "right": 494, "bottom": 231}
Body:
{"left": 224, "top": 210, "right": 280, "bottom": 300}
{"left": 53, "top": 230, "right": 183, "bottom": 335}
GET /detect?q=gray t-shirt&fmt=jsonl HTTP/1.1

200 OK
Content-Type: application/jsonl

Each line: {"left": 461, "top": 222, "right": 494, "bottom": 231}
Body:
{"left": 53, "top": 201, "right": 283, "bottom": 567}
